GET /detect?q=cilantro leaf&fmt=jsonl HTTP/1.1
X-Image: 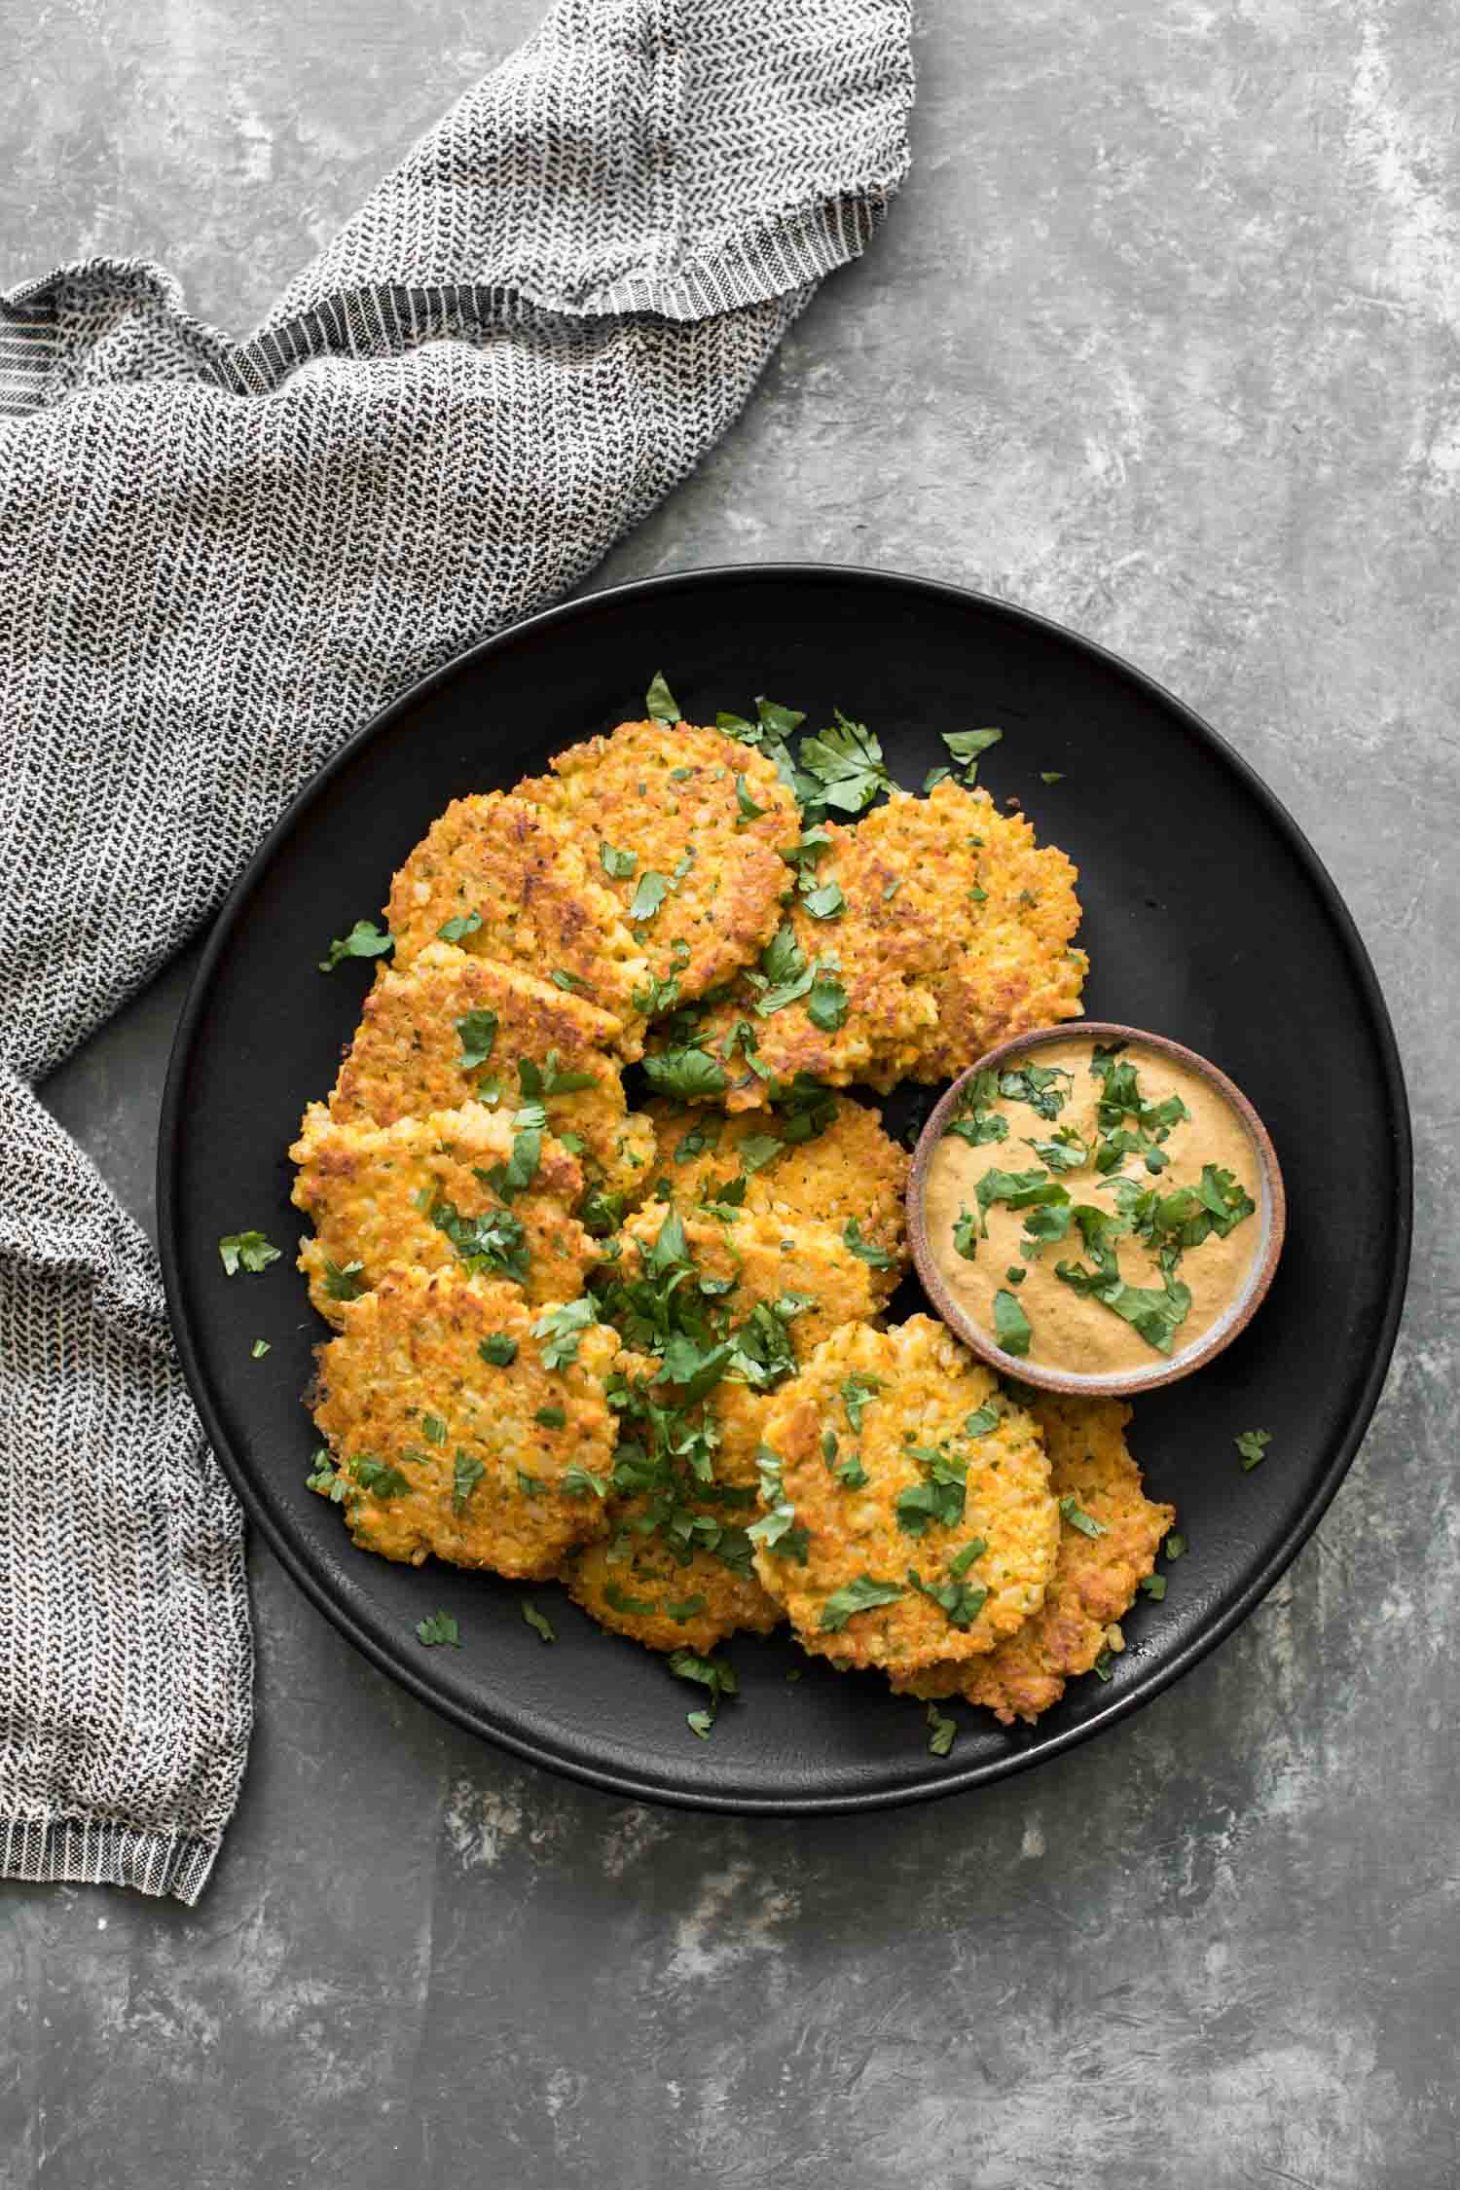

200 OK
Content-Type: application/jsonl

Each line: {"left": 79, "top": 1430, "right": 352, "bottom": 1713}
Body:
{"left": 952, "top": 1206, "right": 979, "bottom": 1261}
{"left": 800, "top": 880, "right": 845, "bottom": 920}
{"left": 926, "top": 1701, "right": 958, "bottom": 1757}
{"left": 798, "top": 711, "right": 893, "bottom": 815}
{"left": 531, "top": 1296, "right": 597, "bottom": 1369}
{"left": 645, "top": 671, "right": 681, "bottom": 723}
{"left": 819, "top": 1575, "right": 906, "bottom": 1632}
{"left": 668, "top": 1647, "right": 738, "bottom": 1737}
{"left": 321, "top": 1256, "right": 366, "bottom": 1300}
{"left": 534, "top": 1405, "right": 567, "bottom": 1429}
{"left": 1139, "top": 1573, "right": 1167, "bottom": 1601}
{"left": 992, "top": 1288, "right": 1033, "bottom": 1357}
{"left": 841, "top": 1373, "right": 883, "bottom": 1431}
{"left": 352, "top": 1455, "right": 410, "bottom": 1499}
{"left": 563, "top": 1463, "right": 611, "bottom": 1499}
{"left": 643, "top": 1046, "right": 729, "bottom": 1101}
{"left": 1235, "top": 1427, "right": 1272, "bottom": 1471}
{"left": 599, "top": 842, "right": 637, "bottom": 880}
{"left": 218, "top": 1231, "right": 280, "bottom": 1277}
{"left": 628, "top": 870, "right": 670, "bottom": 923}
{"left": 1059, "top": 1493, "right": 1106, "bottom": 1538}
{"left": 456, "top": 1008, "right": 499, "bottom": 1072}
{"left": 437, "top": 908, "right": 482, "bottom": 943}
{"left": 907, "top": 1567, "right": 989, "bottom": 1629}
{"left": 843, "top": 1217, "right": 894, "bottom": 1269}
{"left": 452, "top": 1451, "right": 485, "bottom": 1511}
{"left": 415, "top": 1611, "right": 460, "bottom": 1647}
{"left": 478, "top": 1332, "right": 518, "bottom": 1366}
{"left": 522, "top": 1599, "right": 556, "bottom": 1642}
{"left": 319, "top": 919, "right": 393, "bottom": 973}
{"left": 250, "top": 1338, "right": 270, "bottom": 1359}
{"left": 806, "top": 970, "right": 849, "bottom": 1031}
{"left": 735, "top": 776, "right": 766, "bottom": 825}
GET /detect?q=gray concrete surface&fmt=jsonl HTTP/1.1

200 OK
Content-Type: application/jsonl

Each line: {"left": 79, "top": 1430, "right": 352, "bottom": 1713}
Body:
{"left": 5, "top": 3, "right": 1457, "bottom": 2186}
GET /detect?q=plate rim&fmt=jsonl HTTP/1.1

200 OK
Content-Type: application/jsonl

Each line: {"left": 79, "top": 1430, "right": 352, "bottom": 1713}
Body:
{"left": 157, "top": 559, "right": 1413, "bottom": 1814}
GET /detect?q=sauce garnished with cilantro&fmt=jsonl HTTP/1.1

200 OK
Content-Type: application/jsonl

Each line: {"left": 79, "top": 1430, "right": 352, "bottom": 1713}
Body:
{"left": 924, "top": 1036, "right": 1262, "bottom": 1374}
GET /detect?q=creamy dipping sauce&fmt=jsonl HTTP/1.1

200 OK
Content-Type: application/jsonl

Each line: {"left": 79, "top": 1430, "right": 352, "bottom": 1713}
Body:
{"left": 923, "top": 1036, "right": 1263, "bottom": 1375}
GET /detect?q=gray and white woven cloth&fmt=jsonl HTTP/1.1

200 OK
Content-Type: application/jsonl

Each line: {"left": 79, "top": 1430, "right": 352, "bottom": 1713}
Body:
{"left": 0, "top": 0, "right": 913, "bottom": 1901}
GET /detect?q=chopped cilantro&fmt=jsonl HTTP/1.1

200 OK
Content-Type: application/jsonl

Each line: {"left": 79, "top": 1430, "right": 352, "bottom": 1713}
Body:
{"left": 432, "top": 1200, "right": 527, "bottom": 1283}
{"left": 522, "top": 1599, "right": 556, "bottom": 1642}
{"left": 550, "top": 968, "right": 588, "bottom": 993}
{"left": 422, "top": 1413, "right": 447, "bottom": 1445}
{"left": 819, "top": 1574, "right": 906, "bottom": 1632}
{"left": 1040, "top": 770, "right": 1064, "bottom": 784}
{"left": 352, "top": 1456, "right": 409, "bottom": 1499}
{"left": 941, "top": 726, "right": 1002, "bottom": 782}
{"left": 1059, "top": 1494, "right": 1106, "bottom": 1538}
{"left": 563, "top": 1463, "right": 610, "bottom": 1499}
{"left": 643, "top": 1046, "right": 729, "bottom": 1101}
{"left": 218, "top": 1231, "right": 280, "bottom": 1277}
{"left": 800, "top": 880, "right": 845, "bottom": 920}
{"left": 963, "top": 1404, "right": 1000, "bottom": 1438}
{"left": 997, "top": 1063, "right": 1071, "bottom": 1118}
{"left": 250, "top": 1337, "right": 270, "bottom": 1359}
{"left": 1093, "top": 1646, "right": 1115, "bottom": 1682}
{"left": 452, "top": 1451, "right": 485, "bottom": 1511}
{"left": 922, "top": 765, "right": 952, "bottom": 792}
{"left": 835, "top": 1455, "right": 869, "bottom": 1489}
{"left": 605, "top": 1581, "right": 656, "bottom": 1617}
{"left": 907, "top": 1567, "right": 988, "bottom": 1629}
{"left": 798, "top": 711, "right": 893, "bottom": 815}
{"left": 437, "top": 908, "right": 482, "bottom": 943}
{"left": 415, "top": 1611, "right": 460, "bottom": 1647}
{"left": 735, "top": 776, "right": 766, "bottom": 825}
{"left": 532, "top": 1296, "right": 597, "bottom": 1368}
{"left": 926, "top": 1701, "right": 958, "bottom": 1757}
{"left": 952, "top": 1206, "right": 979, "bottom": 1261}
{"left": 843, "top": 1217, "right": 894, "bottom": 1269}
{"left": 645, "top": 671, "right": 681, "bottom": 723}
{"left": 456, "top": 1008, "right": 499, "bottom": 1071}
{"left": 305, "top": 1451, "right": 342, "bottom": 1500}
{"left": 841, "top": 1373, "right": 883, "bottom": 1431}
{"left": 534, "top": 1405, "right": 568, "bottom": 1429}
{"left": 628, "top": 870, "right": 670, "bottom": 923}
{"left": 600, "top": 842, "right": 637, "bottom": 880}
{"left": 668, "top": 1647, "right": 738, "bottom": 1737}
{"left": 806, "top": 969, "right": 849, "bottom": 1031}
{"left": 478, "top": 1332, "right": 518, "bottom": 1366}
{"left": 321, "top": 1256, "right": 366, "bottom": 1300}
{"left": 1139, "top": 1573, "right": 1167, "bottom": 1601}
{"left": 992, "top": 1288, "right": 1033, "bottom": 1357}
{"left": 1236, "top": 1427, "right": 1272, "bottom": 1471}
{"left": 1165, "top": 1530, "right": 1188, "bottom": 1560}
{"left": 319, "top": 918, "right": 393, "bottom": 973}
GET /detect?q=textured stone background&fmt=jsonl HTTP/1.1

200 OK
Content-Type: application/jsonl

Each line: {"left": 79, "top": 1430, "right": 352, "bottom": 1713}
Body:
{"left": 4, "top": 3, "right": 1456, "bottom": 2185}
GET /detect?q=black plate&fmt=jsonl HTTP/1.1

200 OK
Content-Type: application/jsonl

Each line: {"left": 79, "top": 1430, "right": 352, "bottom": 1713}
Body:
{"left": 158, "top": 564, "right": 1411, "bottom": 1812}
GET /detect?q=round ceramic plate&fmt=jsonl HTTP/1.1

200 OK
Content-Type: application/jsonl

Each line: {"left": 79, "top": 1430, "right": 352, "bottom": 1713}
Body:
{"left": 158, "top": 564, "right": 1411, "bottom": 1812}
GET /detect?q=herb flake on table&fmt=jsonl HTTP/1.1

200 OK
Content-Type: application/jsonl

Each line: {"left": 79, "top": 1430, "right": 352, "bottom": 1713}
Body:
{"left": 522, "top": 1599, "right": 556, "bottom": 1643}
{"left": 926, "top": 1701, "right": 958, "bottom": 1757}
{"left": 668, "top": 1647, "right": 738, "bottom": 1737}
{"left": 645, "top": 671, "right": 681, "bottom": 723}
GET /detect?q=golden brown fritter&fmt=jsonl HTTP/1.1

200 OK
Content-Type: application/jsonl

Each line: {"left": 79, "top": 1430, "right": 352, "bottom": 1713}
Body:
{"left": 618, "top": 1203, "right": 881, "bottom": 1361}
{"left": 562, "top": 1356, "right": 780, "bottom": 1653}
{"left": 327, "top": 943, "right": 653, "bottom": 1204}
{"left": 565, "top": 1503, "right": 780, "bottom": 1655}
{"left": 290, "top": 1102, "right": 598, "bottom": 1321}
{"left": 672, "top": 813, "right": 941, "bottom": 1108}
{"left": 385, "top": 791, "right": 650, "bottom": 1053}
{"left": 856, "top": 781, "right": 1087, "bottom": 1082}
{"left": 753, "top": 1318, "right": 1058, "bottom": 1674}
{"left": 310, "top": 1266, "right": 618, "bottom": 1580}
{"left": 894, "top": 1395, "right": 1174, "bottom": 1722}
{"left": 515, "top": 718, "right": 799, "bottom": 1005}
{"left": 643, "top": 1092, "right": 910, "bottom": 1302}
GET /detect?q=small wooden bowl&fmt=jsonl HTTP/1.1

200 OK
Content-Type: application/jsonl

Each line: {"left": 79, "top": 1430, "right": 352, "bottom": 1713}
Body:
{"left": 907, "top": 1021, "right": 1287, "bottom": 1397}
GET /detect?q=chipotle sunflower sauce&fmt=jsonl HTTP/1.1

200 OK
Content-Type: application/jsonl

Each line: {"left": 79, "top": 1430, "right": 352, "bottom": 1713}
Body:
{"left": 922, "top": 1034, "right": 1265, "bottom": 1378}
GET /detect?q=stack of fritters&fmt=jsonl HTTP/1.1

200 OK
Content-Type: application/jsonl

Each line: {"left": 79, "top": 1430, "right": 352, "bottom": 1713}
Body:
{"left": 294, "top": 708, "right": 1169, "bottom": 1728}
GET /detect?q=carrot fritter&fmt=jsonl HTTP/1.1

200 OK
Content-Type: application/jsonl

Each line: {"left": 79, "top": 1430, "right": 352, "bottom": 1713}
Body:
{"left": 618, "top": 1203, "right": 881, "bottom": 1361}
{"left": 668, "top": 813, "right": 941, "bottom": 1108}
{"left": 290, "top": 1102, "right": 598, "bottom": 1321}
{"left": 310, "top": 1266, "right": 618, "bottom": 1580}
{"left": 894, "top": 1395, "right": 1173, "bottom": 1722}
{"left": 385, "top": 791, "right": 650, "bottom": 1053}
{"left": 515, "top": 718, "right": 799, "bottom": 1006}
{"left": 753, "top": 1318, "right": 1059, "bottom": 1674}
{"left": 327, "top": 943, "right": 653, "bottom": 1205}
{"left": 562, "top": 1356, "right": 780, "bottom": 1653}
{"left": 643, "top": 1092, "right": 909, "bottom": 1302}
{"left": 856, "top": 781, "right": 1087, "bottom": 1082}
